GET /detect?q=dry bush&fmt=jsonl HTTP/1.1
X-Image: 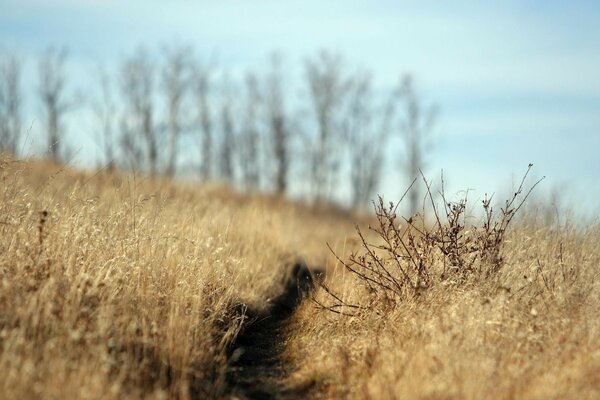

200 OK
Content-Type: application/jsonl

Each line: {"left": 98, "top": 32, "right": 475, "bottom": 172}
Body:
{"left": 316, "top": 165, "right": 544, "bottom": 314}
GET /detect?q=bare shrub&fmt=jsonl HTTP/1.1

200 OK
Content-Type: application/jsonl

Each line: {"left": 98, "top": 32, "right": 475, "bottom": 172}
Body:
{"left": 317, "top": 165, "right": 544, "bottom": 313}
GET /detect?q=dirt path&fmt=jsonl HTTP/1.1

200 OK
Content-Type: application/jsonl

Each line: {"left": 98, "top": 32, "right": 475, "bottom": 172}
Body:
{"left": 225, "top": 262, "right": 320, "bottom": 400}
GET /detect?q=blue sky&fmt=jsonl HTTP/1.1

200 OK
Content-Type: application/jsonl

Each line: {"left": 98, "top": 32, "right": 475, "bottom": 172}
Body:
{"left": 1, "top": 0, "right": 599, "bottom": 218}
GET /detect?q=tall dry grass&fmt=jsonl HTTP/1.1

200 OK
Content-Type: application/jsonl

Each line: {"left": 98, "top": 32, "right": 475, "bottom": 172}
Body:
{"left": 0, "top": 155, "right": 355, "bottom": 399}
{"left": 2, "top": 155, "right": 599, "bottom": 400}
{"left": 286, "top": 193, "right": 600, "bottom": 399}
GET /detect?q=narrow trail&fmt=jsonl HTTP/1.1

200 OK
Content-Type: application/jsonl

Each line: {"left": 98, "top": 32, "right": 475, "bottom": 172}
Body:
{"left": 225, "top": 262, "right": 321, "bottom": 400}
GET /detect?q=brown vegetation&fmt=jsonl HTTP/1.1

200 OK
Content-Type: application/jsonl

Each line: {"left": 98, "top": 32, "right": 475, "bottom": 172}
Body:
{"left": 0, "top": 155, "right": 354, "bottom": 399}
{"left": 286, "top": 172, "right": 600, "bottom": 399}
{"left": 1, "top": 156, "right": 599, "bottom": 399}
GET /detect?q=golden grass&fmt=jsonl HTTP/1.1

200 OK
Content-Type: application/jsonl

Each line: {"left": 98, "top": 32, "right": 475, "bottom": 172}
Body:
{"left": 0, "top": 156, "right": 355, "bottom": 399}
{"left": 1, "top": 155, "right": 599, "bottom": 399}
{"left": 287, "top": 212, "right": 600, "bottom": 399}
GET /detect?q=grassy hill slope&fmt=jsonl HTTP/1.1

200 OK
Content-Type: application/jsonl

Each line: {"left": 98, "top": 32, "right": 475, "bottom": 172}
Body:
{"left": 1, "top": 155, "right": 598, "bottom": 399}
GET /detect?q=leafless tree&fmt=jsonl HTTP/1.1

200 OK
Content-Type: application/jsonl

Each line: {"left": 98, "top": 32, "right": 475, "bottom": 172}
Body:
{"left": 239, "top": 71, "right": 261, "bottom": 190}
{"left": 396, "top": 75, "right": 438, "bottom": 215}
{"left": 38, "top": 47, "right": 72, "bottom": 161}
{"left": 192, "top": 60, "right": 215, "bottom": 181}
{"left": 304, "top": 50, "right": 350, "bottom": 202}
{"left": 119, "top": 48, "right": 158, "bottom": 175}
{"left": 92, "top": 67, "right": 116, "bottom": 170}
{"left": 218, "top": 75, "right": 235, "bottom": 182}
{"left": 264, "top": 53, "right": 290, "bottom": 195}
{"left": 161, "top": 44, "right": 192, "bottom": 177}
{"left": 0, "top": 51, "right": 22, "bottom": 155}
{"left": 342, "top": 71, "right": 395, "bottom": 208}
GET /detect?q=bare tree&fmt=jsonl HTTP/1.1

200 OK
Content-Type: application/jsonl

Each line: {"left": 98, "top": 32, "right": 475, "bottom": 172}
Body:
{"left": 192, "top": 60, "right": 215, "bottom": 181}
{"left": 92, "top": 67, "right": 116, "bottom": 170}
{"left": 396, "top": 75, "right": 438, "bottom": 215}
{"left": 304, "top": 50, "right": 349, "bottom": 202}
{"left": 161, "top": 44, "right": 192, "bottom": 177}
{"left": 264, "top": 53, "right": 290, "bottom": 195}
{"left": 0, "top": 51, "right": 22, "bottom": 155}
{"left": 38, "top": 47, "right": 71, "bottom": 161}
{"left": 342, "top": 71, "right": 395, "bottom": 208}
{"left": 239, "top": 71, "right": 261, "bottom": 190}
{"left": 218, "top": 75, "right": 235, "bottom": 182}
{"left": 119, "top": 48, "right": 158, "bottom": 175}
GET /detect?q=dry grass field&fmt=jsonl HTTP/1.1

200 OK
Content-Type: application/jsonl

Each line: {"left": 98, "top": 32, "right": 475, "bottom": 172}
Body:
{"left": 1, "top": 155, "right": 599, "bottom": 399}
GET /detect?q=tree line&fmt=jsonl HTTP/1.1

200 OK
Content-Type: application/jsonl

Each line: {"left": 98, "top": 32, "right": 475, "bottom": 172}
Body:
{"left": 0, "top": 45, "right": 437, "bottom": 211}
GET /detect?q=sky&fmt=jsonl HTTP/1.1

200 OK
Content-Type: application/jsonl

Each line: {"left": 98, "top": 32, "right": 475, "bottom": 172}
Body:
{"left": 1, "top": 0, "right": 599, "bottom": 219}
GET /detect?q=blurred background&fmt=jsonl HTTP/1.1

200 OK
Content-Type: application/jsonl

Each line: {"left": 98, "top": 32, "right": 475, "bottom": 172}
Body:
{"left": 1, "top": 1, "right": 599, "bottom": 219}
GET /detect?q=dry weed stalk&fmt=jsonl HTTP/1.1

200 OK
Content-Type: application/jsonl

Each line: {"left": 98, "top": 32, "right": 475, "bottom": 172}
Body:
{"left": 317, "top": 165, "right": 544, "bottom": 314}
